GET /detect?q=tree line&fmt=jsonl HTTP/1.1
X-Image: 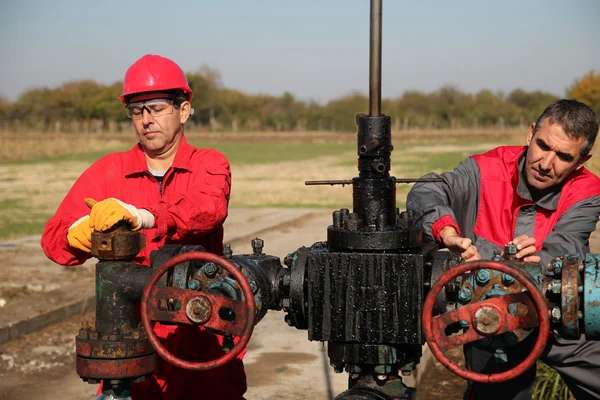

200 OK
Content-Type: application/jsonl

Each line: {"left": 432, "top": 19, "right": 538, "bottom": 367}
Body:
{"left": 1, "top": 67, "right": 598, "bottom": 133}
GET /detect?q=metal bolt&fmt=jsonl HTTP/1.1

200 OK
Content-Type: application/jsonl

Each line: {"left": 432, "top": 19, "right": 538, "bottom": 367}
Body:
{"left": 578, "top": 286, "right": 583, "bottom": 293}
{"left": 458, "top": 288, "right": 473, "bottom": 304}
{"left": 108, "top": 328, "right": 120, "bottom": 341}
{"left": 251, "top": 238, "right": 264, "bottom": 255}
{"left": 578, "top": 311, "right": 583, "bottom": 320}
{"left": 333, "top": 210, "right": 342, "bottom": 228}
{"left": 376, "top": 374, "right": 388, "bottom": 381}
{"left": 550, "top": 280, "right": 561, "bottom": 294}
{"left": 549, "top": 258, "right": 563, "bottom": 275}
{"left": 551, "top": 306, "right": 562, "bottom": 323}
{"left": 281, "top": 298, "right": 290, "bottom": 311}
{"left": 459, "top": 320, "right": 469, "bottom": 328}
{"left": 249, "top": 280, "right": 258, "bottom": 294}
{"left": 494, "top": 349, "right": 508, "bottom": 363}
{"left": 205, "top": 263, "right": 218, "bottom": 278}
{"left": 188, "top": 279, "right": 200, "bottom": 290}
{"left": 492, "top": 249, "right": 502, "bottom": 261}
{"left": 473, "top": 307, "right": 501, "bottom": 335}
{"left": 347, "top": 213, "right": 359, "bottom": 231}
{"left": 222, "top": 244, "right": 233, "bottom": 259}
{"left": 505, "top": 244, "right": 518, "bottom": 257}
{"left": 476, "top": 269, "right": 491, "bottom": 286}
{"left": 502, "top": 273, "right": 516, "bottom": 286}
{"left": 186, "top": 297, "right": 212, "bottom": 324}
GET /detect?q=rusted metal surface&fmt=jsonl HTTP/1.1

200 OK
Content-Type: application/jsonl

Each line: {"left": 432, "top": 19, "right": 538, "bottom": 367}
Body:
{"left": 76, "top": 328, "right": 153, "bottom": 359}
{"left": 91, "top": 224, "right": 146, "bottom": 260}
{"left": 429, "top": 292, "right": 537, "bottom": 352}
{"left": 561, "top": 254, "right": 581, "bottom": 339}
{"left": 422, "top": 260, "right": 550, "bottom": 384}
{"left": 146, "top": 287, "right": 250, "bottom": 336}
{"left": 76, "top": 354, "right": 156, "bottom": 379}
{"left": 466, "top": 261, "right": 542, "bottom": 344}
{"left": 141, "top": 251, "right": 255, "bottom": 371}
{"left": 186, "top": 296, "right": 212, "bottom": 324}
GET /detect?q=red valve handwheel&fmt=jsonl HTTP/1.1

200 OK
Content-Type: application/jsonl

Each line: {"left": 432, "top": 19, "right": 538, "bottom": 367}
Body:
{"left": 141, "top": 251, "right": 255, "bottom": 371}
{"left": 422, "top": 260, "right": 550, "bottom": 383}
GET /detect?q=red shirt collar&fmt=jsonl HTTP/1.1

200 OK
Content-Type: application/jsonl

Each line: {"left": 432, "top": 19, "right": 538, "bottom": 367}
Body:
{"left": 124, "top": 134, "right": 193, "bottom": 176}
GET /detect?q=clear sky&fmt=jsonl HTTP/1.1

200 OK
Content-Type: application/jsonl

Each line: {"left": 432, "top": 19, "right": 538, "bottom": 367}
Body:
{"left": 1, "top": 0, "right": 599, "bottom": 103}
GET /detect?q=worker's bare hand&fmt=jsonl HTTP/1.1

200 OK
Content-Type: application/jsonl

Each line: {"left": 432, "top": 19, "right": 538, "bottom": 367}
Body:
{"left": 509, "top": 235, "right": 540, "bottom": 263}
{"left": 440, "top": 227, "right": 481, "bottom": 262}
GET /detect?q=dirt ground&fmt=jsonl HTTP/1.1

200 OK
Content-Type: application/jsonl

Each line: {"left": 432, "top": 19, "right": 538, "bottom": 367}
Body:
{"left": 1, "top": 130, "right": 598, "bottom": 399}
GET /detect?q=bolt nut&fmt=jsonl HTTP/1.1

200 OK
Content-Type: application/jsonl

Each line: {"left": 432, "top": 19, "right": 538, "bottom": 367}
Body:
{"left": 475, "top": 269, "right": 491, "bottom": 286}
{"left": 458, "top": 288, "right": 473, "bottom": 304}
{"left": 551, "top": 306, "right": 562, "bottom": 322}
{"left": 251, "top": 238, "right": 264, "bottom": 255}
{"left": 249, "top": 280, "right": 258, "bottom": 294}
{"left": 204, "top": 263, "right": 218, "bottom": 278}
{"left": 108, "top": 328, "right": 120, "bottom": 341}
{"left": 502, "top": 273, "right": 516, "bottom": 286}
{"left": 281, "top": 298, "right": 290, "bottom": 311}
{"left": 222, "top": 244, "right": 233, "bottom": 259}
{"left": 505, "top": 244, "right": 518, "bottom": 256}
{"left": 550, "top": 280, "right": 562, "bottom": 295}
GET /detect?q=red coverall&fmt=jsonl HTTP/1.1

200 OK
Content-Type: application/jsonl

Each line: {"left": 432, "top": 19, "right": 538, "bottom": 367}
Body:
{"left": 41, "top": 135, "right": 247, "bottom": 399}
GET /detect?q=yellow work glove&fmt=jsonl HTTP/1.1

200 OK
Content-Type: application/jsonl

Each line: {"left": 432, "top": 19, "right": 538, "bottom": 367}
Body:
{"left": 67, "top": 215, "right": 93, "bottom": 253}
{"left": 87, "top": 198, "right": 155, "bottom": 232}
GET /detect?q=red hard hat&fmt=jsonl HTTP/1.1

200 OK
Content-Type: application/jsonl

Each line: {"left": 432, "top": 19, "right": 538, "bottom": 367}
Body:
{"left": 119, "top": 54, "right": 193, "bottom": 104}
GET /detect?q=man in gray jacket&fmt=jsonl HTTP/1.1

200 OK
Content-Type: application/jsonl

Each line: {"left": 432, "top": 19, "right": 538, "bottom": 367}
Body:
{"left": 407, "top": 99, "right": 600, "bottom": 400}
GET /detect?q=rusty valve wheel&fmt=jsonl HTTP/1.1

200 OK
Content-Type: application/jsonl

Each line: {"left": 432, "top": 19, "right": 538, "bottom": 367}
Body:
{"left": 422, "top": 260, "right": 550, "bottom": 384}
{"left": 141, "top": 251, "right": 255, "bottom": 371}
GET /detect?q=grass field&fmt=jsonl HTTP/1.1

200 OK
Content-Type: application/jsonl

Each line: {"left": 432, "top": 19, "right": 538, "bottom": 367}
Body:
{"left": 1, "top": 128, "right": 594, "bottom": 241}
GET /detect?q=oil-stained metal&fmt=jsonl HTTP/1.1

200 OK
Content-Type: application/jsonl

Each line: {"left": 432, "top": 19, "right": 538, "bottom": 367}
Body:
{"left": 146, "top": 286, "right": 249, "bottom": 334}
{"left": 185, "top": 296, "right": 212, "bottom": 324}
{"left": 464, "top": 256, "right": 545, "bottom": 345}
{"left": 76, "top": 329, "right": 152, "bottom": 359}
{"left": 422, "top": 261, "right": 550, "bottom": 384}
{"left": 141, "top": 251, "right": 256, "bottom": 371}
{"left": 561, "top": 254, "right": 581, "bottom": 339}
{"left": 304, "top": 178, "right": 443, "bottom": 186}
{"left": 91, "top": 223, "right": 145, "bottom": 260}
{"left": 76, "top": 354, "right": 156, "bottom": 380}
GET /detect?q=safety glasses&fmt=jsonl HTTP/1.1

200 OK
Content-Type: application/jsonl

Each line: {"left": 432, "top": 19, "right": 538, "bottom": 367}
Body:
{"left": 125, "top": 99, "right": 175, "bottom": 119}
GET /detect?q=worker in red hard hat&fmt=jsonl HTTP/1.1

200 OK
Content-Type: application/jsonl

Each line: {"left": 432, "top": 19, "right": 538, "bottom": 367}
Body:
{"left": 41, "top": 54, "right": 245, "bottom": 399}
